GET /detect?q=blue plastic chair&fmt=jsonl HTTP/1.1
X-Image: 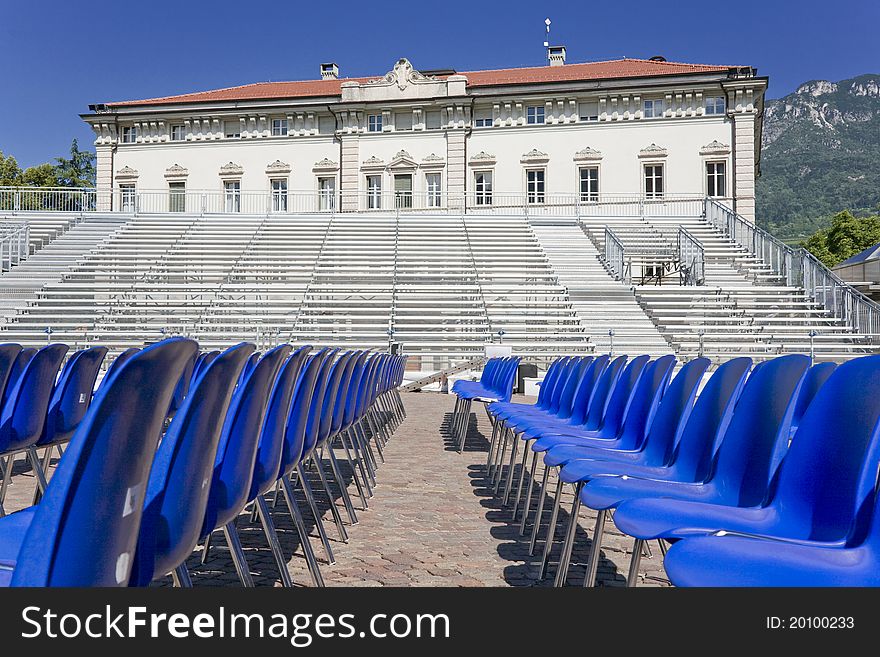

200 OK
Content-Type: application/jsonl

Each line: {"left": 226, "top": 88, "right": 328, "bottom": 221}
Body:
{"left": 241, "top": 344, "right": 310, "bottom": 587}
{"left": 198, "top": 344, "right": 288, "bottom": 586}
{"left": 96, "top": 347, "right": 138, "bottom": 393}
{"left": 0, "top": 337, "right": 197, "bottom": 587}
{"left": 577, "top": 354, "right": 809, "bottom": 586}
{"left": 167, "top": 350, "right": 198, "bottom": 418}
{"left": 128, "top": 342, "right": 255, "bottom": 587}
{"left": 0, "top": 345, "right": 22, "bottom": 403}
{"left": 0, "top": 347, "right": 36, "bottom": 412}
{"left": 0, "top": 344, "right": 69, "bottom": 509}
{"left": 790, "top": 362, "right": 836, "bottom": 435}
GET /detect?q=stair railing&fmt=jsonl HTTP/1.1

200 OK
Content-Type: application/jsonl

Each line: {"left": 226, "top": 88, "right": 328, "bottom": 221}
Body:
{"left": 677, "top": 226, "right": 705, "bottom": 286}
{"left": 603, "top": 226, "right": 630, "bottom": 284}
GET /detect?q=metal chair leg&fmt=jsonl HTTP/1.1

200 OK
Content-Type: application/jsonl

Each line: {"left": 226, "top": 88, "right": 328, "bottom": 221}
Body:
{"left": 200, "top": 533, "right": 213, "bottom": 564}
{"left": 583, "top": 509, "right": 608, "bottom": 587}
{"left": 510, "top": 440, "right": 531, "bottom": 520}
{"left": 281, "top": 476, "right": 324, "bottom": 587}
{"left": 327, "top": 444, "right": 358, "bottom": 525}
{"left": 172, "top": 564, "right": 193, "bottom": 587}
{"left": 296, "top": 464, "right": 336, "bottom": 564}
{"left": 538, "top": 476, "right": 564, "bottom": 579}
{"left": 627, "top": 538, "right": 645, "bottom": 587}
{"left": 553, "top": 482, "right": 583, "bottom": 587}
{"left": 519, "top": 449, "right": 540, "bottom": 535}
{"left": 340, "top": 430, "right": 370, "bottom": 507}
{"left": 528, "top": 462, "right": 552, "bottom": 555}
{"left": 255, "top": 495, "right": 294, "bottom": 588}
{"left": 27, "top": 447, "right": 49, "bottom": 496}
{"left": 223, "top": 521, "right": 255, "bottom": 587}
{"left": 312, "top": 453, "right": 349, "bottom": 542}
{"left": 501, "top": 433, "right": 520, "bottom": 504}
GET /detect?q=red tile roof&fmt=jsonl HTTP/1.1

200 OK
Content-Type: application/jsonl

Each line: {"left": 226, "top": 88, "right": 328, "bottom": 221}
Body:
{"left": 105, "top": 58, "right": 738, "bottom": 108}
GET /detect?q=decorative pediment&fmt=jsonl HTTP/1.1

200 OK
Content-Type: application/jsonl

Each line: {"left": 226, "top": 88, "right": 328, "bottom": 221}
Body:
{"left": 163, "top": 163, "right": 189, "bottom": 179}
{"left": 219, "top": 161, "right": 244, "bottom": 178}
{"left": 312, "top": 157, "right": 339, "bottom": 173}
{"left": 360, "top": 155, "right": 386, "bottom": 171}
{"left": 367, "top": 58, "right": 438, "bottom": 91}
{"left": 638, "top": 143, "right": 668, "bottom": 158}
{"left": 699, "top": 140, "right": 731, "bottom": 156}
{"left": 388, "top": 149, "right": 418, "bottom": 169}
{"left": 573, "top": 147, "right": 603, "bottom": 162}
{"left": 420, "top": 153, "right": 446, "bottom": 169}
{"left": 265, "top": 159, "right": 291, "bottom": 175}
{"left": 469, "top": 151, "right": 497, "bottom": 166}
{"left": 115, "top": 165, "right": 139, "bottom": 180}
{"left": 520, "top": 148, "right": 550, "bottom": 165}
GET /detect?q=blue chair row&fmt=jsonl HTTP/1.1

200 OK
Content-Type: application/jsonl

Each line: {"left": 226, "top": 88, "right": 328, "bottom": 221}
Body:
{"left": 0, "top": 339, "right": 406, "bottom": 587}
{"left": 451, "top": 356, "right": 520, "bottom": 452}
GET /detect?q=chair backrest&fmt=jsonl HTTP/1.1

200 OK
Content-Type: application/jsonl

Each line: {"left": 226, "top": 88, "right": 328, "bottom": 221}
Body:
{"left": 536, "top": 357, "right": 567, "bottom": 409}
{"left": 330, "top": 350, "right": 362, "bottom": 436}
{"left": 316, "top": 352, "right": 354, "bottom": 444}
{"left": 341, "top": 351, "right": 370, "bottom": 431}
{"left": 790, "top": 362, "right": 837, "bottom": 432}
{"left": 0, "top": 344, "right": 68, "bottom": 454}
{"left": 11, "top": 337, "right": 198, "bottom": 586}
{"left": 130, "top": 342, "right": 254, "bottom": 586}
{"left": 277, "top": 348, "right": 331, "bottom": 479}
{"left": 614, "top": 355, "right": 677, "bottom": 450}
{"left": 191, "top": 351, "right": 220, "bottom": 386}
{"left": 706, "top": 354, "right": 810, "bottom": 506}
{"left": 553, "top": 357, "right": 593, "bottom": 420}
{"left": 768, "top": 355, "right": 880, "bottom": 542}
{"left": 39, "top": 346, "right": 108, "bottom": 447}
{"left": 238, "top": 351, "right": 261, "bottom": 386}
{"left": 1, "top": 347, "right": 36, "bottom": 411}
{"left": 480, "top": 358, "right": 501, "bottom": 385}
{"left": 668, "top": 357, "right": 752, "bottom": 482}
{"left": 0, "top": 344, "right": 22, "bottom": 405}
{"left": 591, "top": 354, "right": 650, "bottom": 436}
{"left": 200, "top": 344, "right": 288, "bottom": 538}
{"left": 495, "top": 357, "right": 521, "bottom": 402}
{"left": 639, "top": 357, "right": 711, "bottom": 466}
{"left": 167, "top": 350, "right": 198, "bottom": 416}
{"left": 568, "top": 355, "right": 609, "bottom": 425}
{"left": 582, "top": 355, "right": 628, "bottom": 431}
{"left": 545, "top": 357, "right": 578, "bottom": 415}
{"left": 248, "top": 345, "right": 311, "bottom": 501}
{"left": 96, "top": 348, "right": 138, "bottom": 393}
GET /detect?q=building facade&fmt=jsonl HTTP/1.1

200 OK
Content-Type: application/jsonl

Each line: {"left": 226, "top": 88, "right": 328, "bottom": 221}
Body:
{"left": 83, "top": 54, "right": 767, "bottom": 219}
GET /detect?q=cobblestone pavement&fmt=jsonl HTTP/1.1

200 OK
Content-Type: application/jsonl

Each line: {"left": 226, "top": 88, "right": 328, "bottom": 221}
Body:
{"left": 0, "top": 392, "right": 670, "bottom": 587}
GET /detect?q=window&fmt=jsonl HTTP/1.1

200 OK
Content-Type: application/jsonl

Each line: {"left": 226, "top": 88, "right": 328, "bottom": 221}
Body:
{"left": 474, "top": 110, "right": 493, "bottom": 128}
{"left": 578, "top": 101, "right": 599, "bottom": 122}
{"left": 425, "top": 110, "right": 441, "bottom": 129}
{"left": 224, "top": 120, "right": 241, "bottom": 139}
{"left": 120, "top": 185, "right": 136, "bottom": 212}
{"left": 318, "top": 177, "right": 336, "bottom": 211}
{"left": 271, "top": 179, "right": 288, "bottom": 212}
{"left": 526, "top": 105, "right": 545, "bottom": 125}
{"left": 426, "top": 173, "right": 442, "bottom": 207}
{"left": 394, "top": 174, "right": 413, "bottom": 209}
{"left": 706, "top": 162, "right": 726, "bottom": 197}
{"left": 643, "top": 99, "right": 663, "bottom": 118}
{"left": 169, "top": 182, "right": 186, "bottom": 213}
{"left": 526, "top": 169, "right": 545, "bottom": 204}
{"left": 170, "top": 124, "right": 185, "bottom": 141}
{"left": 474, "top": 171, "right": 493, "bottom": 206}
{"left": 367, "top": 175, "right": 382, "bottom": 209}
{"left": 394, "top": 111, "right": 413, "bottom": 131}
{"left": 644, "top": 164, "right": 664, "bottom": 199}
{"left": 579, "top": 167, "right": 599, "bottom": 202}
{"left": 705, "top": 96, "right": 726, "bottom": 115}
{"left": 224, "top": 180, "right": 241, "bottom": 212}
{"left": 121, "top": 126, "right": 137, "bottom": 143}
{"left": 272, "top": 118, "right": 288, "bottom": 136}
{"left": 368, "top": 114, "right": 383, "bottom": 132}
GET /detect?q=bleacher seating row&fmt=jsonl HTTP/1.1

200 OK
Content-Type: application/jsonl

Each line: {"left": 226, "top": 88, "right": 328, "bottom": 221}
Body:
{"left": 0, "top": 339, "right": 404, "bottom": 586}
{"left": 451, "top": 351, "right": 880, "bottom": 586}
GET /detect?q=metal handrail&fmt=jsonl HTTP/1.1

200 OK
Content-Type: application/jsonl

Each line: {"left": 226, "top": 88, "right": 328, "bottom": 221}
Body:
{"left": 705, "top": 198, "right": 880, "bottom": 342}
{"left": 604, "top": 226, "right": 630, "bottom": 284}
{"left": 0, "top": 222, "right": 30, "bottom": 271}
{"left": 677, "top": 226, "right": 705, "bottom": 286}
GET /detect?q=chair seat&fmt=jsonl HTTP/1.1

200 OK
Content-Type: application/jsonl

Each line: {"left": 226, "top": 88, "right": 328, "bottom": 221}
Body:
{"left": 559, "top": 459, "right": 672, "bottom": 484}
{"left": 531, "top": 430, "right": 616, "bottom": 452}
{"left": 580, "top": 476, "right": 713, "bottom": 511}
{"left": 543, "top": 443, "right": 643, "bottom": 469}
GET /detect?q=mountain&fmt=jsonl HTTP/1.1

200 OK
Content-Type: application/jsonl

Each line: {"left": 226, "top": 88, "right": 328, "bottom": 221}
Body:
{"left": 757, "top": 73, "right": 880, "bottom": 241}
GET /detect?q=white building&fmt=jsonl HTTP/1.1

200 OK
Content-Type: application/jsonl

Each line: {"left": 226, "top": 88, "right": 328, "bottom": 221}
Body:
{"left": 83, "top": 53, "right": 767, "bottom": 219}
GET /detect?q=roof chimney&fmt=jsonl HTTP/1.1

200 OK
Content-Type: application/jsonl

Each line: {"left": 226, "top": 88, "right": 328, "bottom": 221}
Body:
{"left": 320, "top": 62, "right": 339, "bottom": 80}
{"left": 548, "top": 45, "right": 566, "bottom": 67}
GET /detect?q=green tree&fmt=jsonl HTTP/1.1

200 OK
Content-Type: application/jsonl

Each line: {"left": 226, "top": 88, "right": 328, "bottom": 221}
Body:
{"left": 801, "top": 210, "right": 880, "bottom": 267}
{"left": 54, "top": 139, "right": 95, "bottom": 187}
{"left": 0, "top": 151, "right": 22, "bottom": 186}
{"left": 20, "top": 163, "right": 59, "bottom": 187}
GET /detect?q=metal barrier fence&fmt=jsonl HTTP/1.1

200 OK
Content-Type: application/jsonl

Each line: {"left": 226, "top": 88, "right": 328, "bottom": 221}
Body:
{"left": 0, "top": 222, "right": 29, "bottom": 271}
{"left": 603, "top": 226, "right": 629, "bottom": 284}
{"left": 677, "top": 226, "right": 705, "bottom": 285}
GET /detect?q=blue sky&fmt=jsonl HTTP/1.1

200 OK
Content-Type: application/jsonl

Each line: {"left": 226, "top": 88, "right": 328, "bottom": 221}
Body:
{"left": 2, "top": 0, "right": 878, "bottom": 167}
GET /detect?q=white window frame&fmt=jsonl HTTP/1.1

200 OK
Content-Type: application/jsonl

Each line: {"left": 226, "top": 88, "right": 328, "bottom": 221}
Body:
{"left": 705, "top": 96, "right": 726, "bottom": 115}
{"left": 121, "top": 126, "right": 137, "bottom": 143}
{"left": 425, "top": 172, "right": 442, "bottom": 207}
{"left": 526, "top": 105, "right": 545, "bottom": 125}
{"left": 643, "top": 163, "right": 665, "bottom": 199}
{"left": 224, "top": 121, "right": 241, "bottom": 139}
{"left": 474, "top": 170, "right": 493, "bottom": 206}
{"left": 168, "top": 182, "right": 186, "bottom": 213}
{"left": 271, "top": 118, "right": 289, "bottom": 136}
{"left": 271, "top": 178, "right": 288, "bottom": 212}
{"left": 526, "top": 168, "right": 546, "bottom": 204}
{"left": 120, "top": 184, "right": 136, "bottom": 212}
{"left": 705, "top": 161, "right": 727, "bottom": 198}
{"left": 643, "top": 99, "right": 663, "bottom": 119}
{"left": 318, "top": 176, "right": 336, "bottom": 212}
{"left": 170, "top": 124, "right": 185, "bottom": 141}
{"left": 578, "top": 166, "right": 599, "bottom": 203}
{"left": 366, "top": 175, "right": 382, "bottom": 209}
{"left": 224, "top": 180, "right": 241, "bottom": 212}
{"left": 367, "top": 114, "right": 383, "bottom": 132}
